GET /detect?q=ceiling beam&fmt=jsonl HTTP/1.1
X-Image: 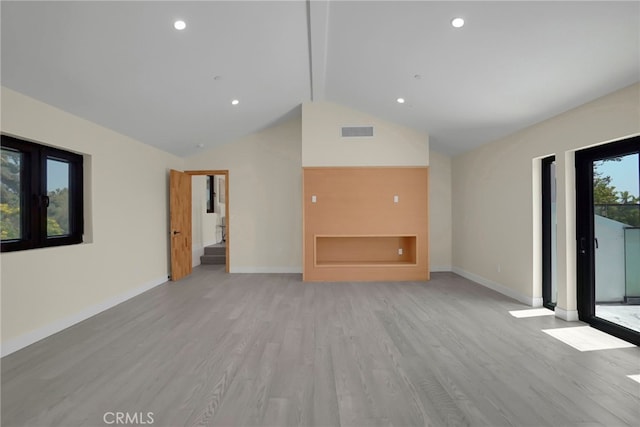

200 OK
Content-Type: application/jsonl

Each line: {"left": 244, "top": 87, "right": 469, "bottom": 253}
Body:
{"left": 307, "top": 0, "right": 330, "bottom": 102}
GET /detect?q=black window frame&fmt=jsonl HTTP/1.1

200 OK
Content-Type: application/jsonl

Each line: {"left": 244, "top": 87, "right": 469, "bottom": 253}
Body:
{"left": 541, "top": 155, "right": 556, "bottom": 310}
{"left": 1, "top": 134, "right": 83, "bottom": 252}
{"left": 206, "top": 175, "right": 216, "bottom": 213}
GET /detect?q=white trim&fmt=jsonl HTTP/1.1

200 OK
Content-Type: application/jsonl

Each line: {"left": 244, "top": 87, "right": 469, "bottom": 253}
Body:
{"left": 452, "top": 267, "right": 539, "bottom": 306}
{"left": 203, "top": 240, "right": 218, "bottom": 247}
{"left": 554, "top": 306, "right": 580, "bottom": 322}
{"left": 430, "top": 266, "right": 452, "bottom": 272}
{"left": 230, "top": 266, "right": 302, "bottom": 274}
{"left": 1, "top": 276, "right": 167, "bottom": 358}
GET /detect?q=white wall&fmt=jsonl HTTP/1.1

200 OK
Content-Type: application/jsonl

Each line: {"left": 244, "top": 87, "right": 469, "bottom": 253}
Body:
{"left": 214, "top": 175, "right": 226, "bottom": 243}
{"left": 452, "top": 83, "right": 640, "bottom": 316}
{"left": 429, "top": 150, "right": 452, "bottom": 271}
{"left": 206, "top": 178, "right": 219, "bottom": 245}
{"left": 302, "top": 101, "right": 429, "bottom": 167}
{"left": 185, "top": 117, "right": 302, "bottom": 273}
{"left": 1, "top": 87, "right": 183, "bottom": 355}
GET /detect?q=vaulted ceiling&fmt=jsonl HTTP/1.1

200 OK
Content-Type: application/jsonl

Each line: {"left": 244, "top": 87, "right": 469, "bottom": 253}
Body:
{"left": 2, "top": 1, "right": 638, "bottom": 157}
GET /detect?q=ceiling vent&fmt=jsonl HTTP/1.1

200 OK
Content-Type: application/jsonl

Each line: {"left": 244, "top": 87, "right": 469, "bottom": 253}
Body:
{"left": 341, "top": 126, "right": 374, "bottom": 138}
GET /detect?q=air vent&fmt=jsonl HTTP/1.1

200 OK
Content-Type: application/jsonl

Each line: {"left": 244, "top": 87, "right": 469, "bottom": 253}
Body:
{"left": 341, "top": 126, "right": 374, "bottom": 138}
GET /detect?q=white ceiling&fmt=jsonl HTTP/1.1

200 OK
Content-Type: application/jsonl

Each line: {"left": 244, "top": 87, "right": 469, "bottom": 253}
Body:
{"left": 2, "top": 1, "right": 639, "bottom": 157}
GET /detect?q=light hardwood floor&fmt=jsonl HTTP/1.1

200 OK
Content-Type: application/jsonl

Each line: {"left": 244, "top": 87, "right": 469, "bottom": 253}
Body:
{"left": 2, "top": 268, "right": 639, "bottom": 426}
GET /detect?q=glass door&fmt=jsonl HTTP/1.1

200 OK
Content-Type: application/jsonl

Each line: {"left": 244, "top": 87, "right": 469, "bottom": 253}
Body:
{"left": 542, "top": 156, "right": 557, "bottom": 309}
{"left": 575, "top": 136, "right": 640, "bottom": 345}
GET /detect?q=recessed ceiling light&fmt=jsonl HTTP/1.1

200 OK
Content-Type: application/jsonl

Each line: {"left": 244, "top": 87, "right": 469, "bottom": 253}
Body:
{"left": 197, "top": 143, "right": 205, "bottom": 148}
{"left": 396, "top": 98, "right": 405, "bottom": 104}
{"left": 231, "top": 99, "right": 239, "bottom": 105}
{"left": 451, "top": 17, "right": 465, "bottom": 28}
{"left": 174, "top": 20, "right": 186, "bottom": 30}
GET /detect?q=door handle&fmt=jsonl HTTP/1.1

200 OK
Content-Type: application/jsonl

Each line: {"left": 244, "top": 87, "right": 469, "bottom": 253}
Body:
{"left": 579, "top": 237, "right": 586, "bottom": 254}
{"left": 594, "top": 238, "right": 599, "bottom": 249}
{"left": 172, "top": 230, "right": 181, "bottom": 235}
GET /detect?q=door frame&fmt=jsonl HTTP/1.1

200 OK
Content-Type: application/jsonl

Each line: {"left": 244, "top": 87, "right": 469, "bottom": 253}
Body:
{"left": 186, "top": 170, "right": 230, "bottom": 273}
{"left": 575, "top": 135, "right": 639, "bottom": 345}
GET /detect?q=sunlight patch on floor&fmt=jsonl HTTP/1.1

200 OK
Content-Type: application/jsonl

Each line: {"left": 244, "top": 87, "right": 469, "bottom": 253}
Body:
{"left": 627, "top": 374, "right": 640, "bottom": 384}
{"left": 542, "top": 326, "right": 636, "bottom": 351}
{"left": 509, "top": 308, "right": 555, "bottom": 318}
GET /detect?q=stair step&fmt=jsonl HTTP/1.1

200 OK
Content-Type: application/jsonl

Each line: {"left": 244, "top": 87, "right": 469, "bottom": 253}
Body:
{"left": 201, "top": 254, "right": 226, "bottom": 265}
{"left": 204, "top": 245, "right": 226, "bottom": 255}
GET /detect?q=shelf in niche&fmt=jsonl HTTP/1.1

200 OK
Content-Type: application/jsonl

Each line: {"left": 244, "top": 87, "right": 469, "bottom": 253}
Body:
{"left": 315, "top": 235, "right": 417, "bottom": 267}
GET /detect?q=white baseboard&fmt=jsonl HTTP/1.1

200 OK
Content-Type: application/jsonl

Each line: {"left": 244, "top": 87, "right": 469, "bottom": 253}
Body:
{"left": 430, "top": 266, "right": 452, "bottom": 272}
{"left": 230, "top": 266, "right": 302, "bottom": 274}
{"left": 555, "top": 306, "right": 580, "bottom": 322}
{"left": 452, "top": 267, "right": 539, "bottom": 307}
{"left": 1, "top": 276, "right": 167, "bottom": 358}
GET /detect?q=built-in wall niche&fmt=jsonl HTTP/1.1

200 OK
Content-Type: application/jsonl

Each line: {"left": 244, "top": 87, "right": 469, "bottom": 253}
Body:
{"left": 315, "top": 235, "right": 417, "bottom": 266}
{"left": 303, "top": 166, "right": 429, "bottom": 282}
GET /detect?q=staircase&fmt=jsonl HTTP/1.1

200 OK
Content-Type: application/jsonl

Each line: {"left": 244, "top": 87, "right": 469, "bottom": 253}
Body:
{"left": 200, "top": 243, "right": 226, "bottom": 265}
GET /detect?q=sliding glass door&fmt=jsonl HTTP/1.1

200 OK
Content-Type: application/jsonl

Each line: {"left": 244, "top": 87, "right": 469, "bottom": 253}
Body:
{"left": 575, "top": 136, "right": 640, "bottom": 345}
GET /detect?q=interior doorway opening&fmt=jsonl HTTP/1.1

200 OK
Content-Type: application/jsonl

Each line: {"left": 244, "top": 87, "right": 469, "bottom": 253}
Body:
{"left": 188, "top": 170, "right": 229, "bottom": 274}
{"left": 169, "top": 169, "right": 230, "bottom": 281}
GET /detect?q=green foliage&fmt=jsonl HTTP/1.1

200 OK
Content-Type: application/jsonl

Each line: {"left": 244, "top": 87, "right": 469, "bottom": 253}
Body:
{"left": 1, "top": 148, "right": 21, "bottom": 198}
{"left": 1, "top": 149, "right": 21, "bottom": 240}
{"left": 1, "top": 149, "right": 70, "bottom": 240}
{"left": 0, "top": 203, "right": 20, "bottom": 240}
{"left": 594, "top": 161, "right": 640, "bottom": 227}
{"left": 47, "top": 217, "right": 64, "bottom": 236}
{"left": 47, "top": 188, "right": 69, "bottom": 235}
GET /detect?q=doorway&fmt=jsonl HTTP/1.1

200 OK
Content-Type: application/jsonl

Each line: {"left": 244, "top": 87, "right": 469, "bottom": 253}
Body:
{"left": 188, "top": 170, "right": 229, "bottom": 274}
{"left": 199, "top": 174, "right": 227, "bottom": 267}
{"left": 575, "top": 136, "right": 640, "bottom": 345}
{"left": 169, "top": 169, "right": 230, "bottom": 281}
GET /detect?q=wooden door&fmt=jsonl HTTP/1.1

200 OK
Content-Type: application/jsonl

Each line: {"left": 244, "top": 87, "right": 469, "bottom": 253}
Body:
{"left": 170, "top": 169, "right": 192, "bottom": 281}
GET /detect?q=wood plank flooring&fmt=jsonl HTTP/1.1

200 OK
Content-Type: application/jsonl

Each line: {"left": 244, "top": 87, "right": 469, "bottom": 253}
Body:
{"left": 2, "top": 268, "right": 639, "bottom": 426}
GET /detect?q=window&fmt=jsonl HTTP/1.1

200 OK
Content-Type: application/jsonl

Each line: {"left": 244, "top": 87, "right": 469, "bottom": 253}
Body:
{"left": 1, "top": 135, "right": 83, "bottom": 252}
{"left": 206, "top": 175, "right": 215, "bottom": 213}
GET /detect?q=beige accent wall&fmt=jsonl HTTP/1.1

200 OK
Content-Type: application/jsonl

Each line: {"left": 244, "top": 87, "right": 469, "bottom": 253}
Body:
{"left": 429, "top": 150, "right": 453, "bottom": 271}
{"left": 452, "top": 83, "right": 640, "bottom": 314}
{"left": 185, "top": 117, "right": 302, "bottom": 273}
{"left": 303, "top": 167, "right": 429, "bottom": 281}
{"left": 1, "top": 87, "right": 182, "bottom": 352}
{"left": 302, "top": 101, "right": 429, "bottom": 166}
